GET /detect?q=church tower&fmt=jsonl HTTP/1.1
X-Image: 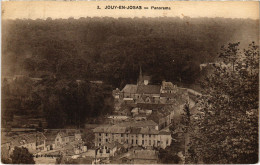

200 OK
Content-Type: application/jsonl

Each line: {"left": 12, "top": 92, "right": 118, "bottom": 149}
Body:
{"left": 137, "top": 65, "right": 143, "bottom": 85}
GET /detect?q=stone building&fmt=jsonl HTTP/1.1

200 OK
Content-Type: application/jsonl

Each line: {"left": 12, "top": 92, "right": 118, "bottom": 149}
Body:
{"left": 93, "top": 122, "right": 171, "bottom": 149}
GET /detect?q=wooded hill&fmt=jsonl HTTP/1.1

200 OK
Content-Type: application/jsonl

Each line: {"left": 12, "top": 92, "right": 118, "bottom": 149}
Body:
{"left": 2, "top": 17, "right": 258, "bottom": 88}
{"left": 1, "top": 17, "right": 258, "bottom": 128}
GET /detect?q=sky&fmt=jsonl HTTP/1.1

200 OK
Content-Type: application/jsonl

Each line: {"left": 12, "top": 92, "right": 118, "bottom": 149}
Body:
{"left": 2, "top": 1, "right": 259, "bottom": 20}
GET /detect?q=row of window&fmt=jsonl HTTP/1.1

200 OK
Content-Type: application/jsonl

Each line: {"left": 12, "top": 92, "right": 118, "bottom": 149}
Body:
{"left": 98, "top": 137, "right": 166, "bottom": 146}
{"left": 99, "top": 133, "right": 154, "bottom": 138}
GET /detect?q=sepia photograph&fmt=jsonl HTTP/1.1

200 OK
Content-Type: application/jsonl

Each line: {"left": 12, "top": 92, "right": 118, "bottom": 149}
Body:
{"left": 1, "top": 1, "right": 259, "bottom": 164}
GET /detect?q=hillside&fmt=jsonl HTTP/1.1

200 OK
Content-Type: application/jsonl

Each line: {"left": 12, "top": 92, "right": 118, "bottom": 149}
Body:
{"left": 2, "top": 17, "right": 259, "bottom": 88}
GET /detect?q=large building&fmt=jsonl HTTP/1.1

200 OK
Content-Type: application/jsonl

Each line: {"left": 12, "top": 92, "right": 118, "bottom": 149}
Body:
{"left": 117, "top": 67, "right": 189, "bottom": 105}
{"left": 93, "top": 121, "right": 171, "bottom": 149}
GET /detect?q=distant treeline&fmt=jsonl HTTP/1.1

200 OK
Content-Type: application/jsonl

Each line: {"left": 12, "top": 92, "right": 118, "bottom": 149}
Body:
{"left": 2, "top": 17, "right": 258, "bottom": 88}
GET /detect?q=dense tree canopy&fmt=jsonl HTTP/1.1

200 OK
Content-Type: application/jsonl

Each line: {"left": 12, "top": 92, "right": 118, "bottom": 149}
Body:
{"left": 2, "top": 17, "right": 258, "bottom": 129}
{"left": 10, "top": 147, "right": 35, "bottom": 164}
{"left": 2, "top": 17, "right": 258, "bottom": 87}
{"left": 187, "top": 42, "right": 259, "bottom": 164}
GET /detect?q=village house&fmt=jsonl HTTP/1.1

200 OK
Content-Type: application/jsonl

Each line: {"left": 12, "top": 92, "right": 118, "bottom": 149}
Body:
{"left": 55, "top": 132, "right": 71, "bottom": 148}
{"left": 147, "top": 106, "right": 175, "bottom": 130}
{"left": 96, "top": 141, "right": 120, "bottom": 158}
{"left": 55, "top": 130, "right": 82, "bottom": 149}
{"left": 112, "top": 88, "right": 120, "bottom": 99}
{"left": 62, "top": 139, "right": 87, "bottom": 157}
{"left": 44, "top": 132, "right": 57, "bottom": 151}
{"left": 106, "top": 115, "right": 130, "bottom": 124}
{"left": 119, "top": 149, "right": 159, "bottom": 164}
{"left": 160, "top": 80, "right": 177, "bottom": 93}
{"left": 1, "top": 136, "right": 12, "bottom": 160}
{"left": 2, "top": 132, "right": 47, "bottom": 157}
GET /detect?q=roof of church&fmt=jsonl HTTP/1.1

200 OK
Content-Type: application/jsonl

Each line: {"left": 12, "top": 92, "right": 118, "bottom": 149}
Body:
{"left": 137, "top": 85, "right": 161, "bottom": 94}
{"left": 121, "top": 84, "right": 138, "bottom": 93}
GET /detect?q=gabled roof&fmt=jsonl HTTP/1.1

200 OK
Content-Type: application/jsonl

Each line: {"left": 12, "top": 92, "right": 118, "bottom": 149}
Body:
{"left": 137, "top": 85, "right": 161, "bottom": 94}
{"left": 121, "top": 84, "right": 138, "bottom": 93}
{"left": 93, "top": 120, "right": 159, "bottom": 134}
{"left": 117, "top": 120, "right": 158, "bottom": 128}
{"left": 127, "top": 127, "right": 141, "bottom": 134}
{"left": 9, "top": 132, "right": 46, "bottom": 147}
{"left": 147, "top": 107, "right": 172, "bottom": 124}
{"left": 139, "top": 128, "right": 159, "bottom": 135}
{"left": 93, "top": 125, "right": 127, "bottom": 133}
{"left": 131, "top": 150, "right": 158, "bottom": 160}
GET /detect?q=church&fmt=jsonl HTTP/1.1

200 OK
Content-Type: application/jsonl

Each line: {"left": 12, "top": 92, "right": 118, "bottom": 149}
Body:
{"left": 117, "top": 67, "right": 180, "bottom": 104}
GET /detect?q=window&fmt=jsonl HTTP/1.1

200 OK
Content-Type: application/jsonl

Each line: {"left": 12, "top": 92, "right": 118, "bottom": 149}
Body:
{"left": 121, "top": 134, "right": 123, "bottom": 137}
{"left": 99, "top": 133, "right": 101, "bottom": 136}
{"left": 166, "top": 139, "right": 169, "bottom": 145}
{"left": 136, "top": 140, "right": 138, "bottom": 144}
{"left": 132, "top": 139, "right": 134, "bottom": 144}
{"left": 136, "top": 134, "right": 138, "bottom": 138}
{"left": 127, "top": 139, "right": 128, "bottom": 144}
{"left": 142, "top": 140, "right": 144, "bottom": 145}
{"left": 106, "top": 139, "right": 108, "bottom": 142}
{"left": 149, "top": 135, "right": 151, "bottom": 138}
{"left": 149, "top": 140, "right": 151, "bottom": 145}
{"left": 106, "top": 133, "right": 108, "bottom": 136}
{"left": 99, "top": 138, "right": 101, "bottom": 142}
{"left": 142, "top": 134, "right": 144, "bottom": 138}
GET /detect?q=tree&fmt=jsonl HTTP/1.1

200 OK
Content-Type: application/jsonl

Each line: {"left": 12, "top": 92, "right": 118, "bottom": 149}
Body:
{"left": 158, "top": 147, "right": 181, "bottom": 164}
{"left": 10, "top": 147, "right": 35, "bottom": 164}
{"left": 55, "top": 154, "right": 63, "bottom": 164}
{"left": 82, "top": 130, "right": 95, "bottom": 149}
{"left": 159, "top": 115, "right": 185, "bottom": 164}
{"left": 180, "top": 103, "right": 191, "bottom": 133}
{"left": 187, "top": 42, "right": 259, "bottom": 164}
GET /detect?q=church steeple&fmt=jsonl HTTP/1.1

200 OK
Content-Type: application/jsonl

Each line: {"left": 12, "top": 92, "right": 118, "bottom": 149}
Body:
{"left": 137, "top": 65, "right": 143, "bottom": 85}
